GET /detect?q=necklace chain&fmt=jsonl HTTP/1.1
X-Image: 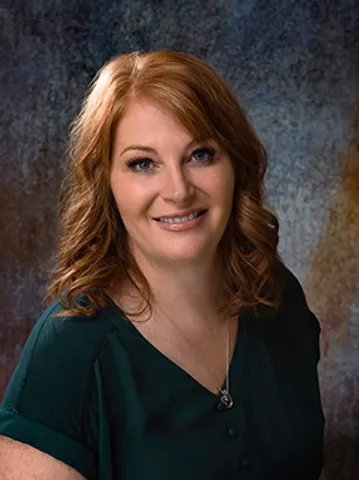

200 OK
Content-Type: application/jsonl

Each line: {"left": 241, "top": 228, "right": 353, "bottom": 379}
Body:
{"left": 155, "top": 304, "right": 234, "bottom": 409}
{"left": 108, "top": 287, "right": 234, "bottom": 409}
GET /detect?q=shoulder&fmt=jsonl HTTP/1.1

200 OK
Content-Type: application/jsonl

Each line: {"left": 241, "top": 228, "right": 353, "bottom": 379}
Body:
{"left": 254, "top": 264, "right": 316, "bottom": 322}
{"left": 1, "top": 295, "right": 117, "bottom": 414}
{"left": 32, "top": 295, "right": 118, "bottom": 355}
{"left": 277, "top": 265, "right": 322, "bottom": 362}
{"left": 0, "top": 295, "right": 118, "bottom": 479}
{"left": 281, "top": 266, "right": 311, "bottom": 304}
{"left": 250, "top": 265, "right": 321, "bottom": 360}
{"left": 280, "top": 266, "right": 320, "bottom": 329}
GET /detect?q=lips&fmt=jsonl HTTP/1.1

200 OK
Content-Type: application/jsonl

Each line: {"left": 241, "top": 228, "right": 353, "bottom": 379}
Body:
{"left": 153, "top": 209, "right": 206, "bottom": 220}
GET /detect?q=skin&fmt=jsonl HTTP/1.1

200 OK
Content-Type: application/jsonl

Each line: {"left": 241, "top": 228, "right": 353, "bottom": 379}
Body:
{"left": 0, "top": 435, "right": 86, "bottom": 479}
{"left": 110, "top": 99, "right": 235, "bottom": 329}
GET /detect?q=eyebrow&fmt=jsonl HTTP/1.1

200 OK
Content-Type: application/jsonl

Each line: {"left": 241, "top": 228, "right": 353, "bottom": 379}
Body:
{"left": 119, "top": 137, "right": 210, "bottom": 158}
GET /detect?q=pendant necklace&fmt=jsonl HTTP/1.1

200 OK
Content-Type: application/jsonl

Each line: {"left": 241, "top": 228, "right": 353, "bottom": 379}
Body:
{"left": 156, "top": 305, "right": 234, "bottom": 410}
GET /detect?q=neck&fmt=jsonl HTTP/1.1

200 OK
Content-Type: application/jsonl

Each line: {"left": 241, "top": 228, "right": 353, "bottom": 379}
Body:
{"left": 118, "top": 250, "right": 226, "bottom": 330}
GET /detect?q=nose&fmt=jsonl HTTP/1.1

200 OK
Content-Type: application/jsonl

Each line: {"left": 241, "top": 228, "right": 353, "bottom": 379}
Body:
{"left": 161, "top": 165, "right": 195, "bottom": 203}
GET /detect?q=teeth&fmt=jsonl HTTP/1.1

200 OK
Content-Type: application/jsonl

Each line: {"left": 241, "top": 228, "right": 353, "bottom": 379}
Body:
{"left": 158, "top": 211, "right": 201, "bottom": 223}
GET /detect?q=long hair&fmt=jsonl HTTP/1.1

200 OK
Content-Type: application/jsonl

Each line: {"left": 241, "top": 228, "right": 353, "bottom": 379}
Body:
{"left": 45, "top": 50, "right": 287, "bottom": 319}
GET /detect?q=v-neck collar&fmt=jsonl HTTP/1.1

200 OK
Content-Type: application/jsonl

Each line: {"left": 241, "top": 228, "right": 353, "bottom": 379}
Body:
{"left": 106, "top": 295, "right": 243, "bottom": 400}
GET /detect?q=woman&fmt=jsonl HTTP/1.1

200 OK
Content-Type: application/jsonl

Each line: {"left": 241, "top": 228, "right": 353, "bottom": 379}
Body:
{"left": 0, "top": 51, "right": 326, "bottom": 479}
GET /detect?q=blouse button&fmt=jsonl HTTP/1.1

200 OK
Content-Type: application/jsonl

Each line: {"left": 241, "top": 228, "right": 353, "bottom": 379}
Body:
{"left": 228, "top": 427, "right": 238, "bottom": 438}
{"left": 217, "top": 402, "right": 226, "bottom": 411}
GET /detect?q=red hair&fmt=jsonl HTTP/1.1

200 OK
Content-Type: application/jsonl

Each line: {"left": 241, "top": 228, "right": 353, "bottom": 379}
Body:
{"left": 45, "top": 50, "right": 287, "bottom": 319}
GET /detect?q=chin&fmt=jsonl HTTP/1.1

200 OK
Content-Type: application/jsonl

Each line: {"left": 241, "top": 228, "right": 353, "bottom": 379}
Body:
{"left": 158, "top": 244, "right": 215, "bottom": 265}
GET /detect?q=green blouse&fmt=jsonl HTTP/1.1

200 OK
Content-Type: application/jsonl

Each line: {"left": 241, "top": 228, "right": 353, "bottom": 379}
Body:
{"left": 0, "top": 268, "right": 325, "bottom": 479}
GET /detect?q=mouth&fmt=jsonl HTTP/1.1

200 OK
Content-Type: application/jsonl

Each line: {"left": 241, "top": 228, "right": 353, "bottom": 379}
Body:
{"left": 154, "top": 209, "right": 207, "bottom": 224}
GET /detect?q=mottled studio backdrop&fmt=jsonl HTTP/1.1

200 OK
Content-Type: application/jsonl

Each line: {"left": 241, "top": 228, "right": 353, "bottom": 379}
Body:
{"left": 0, "top": 1, "right": 358, "bottom": 479}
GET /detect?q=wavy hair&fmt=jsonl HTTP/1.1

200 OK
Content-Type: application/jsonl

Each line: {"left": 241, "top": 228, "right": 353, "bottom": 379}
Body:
{"left": 45, "top": 50, "right": 287, "bottom": 319}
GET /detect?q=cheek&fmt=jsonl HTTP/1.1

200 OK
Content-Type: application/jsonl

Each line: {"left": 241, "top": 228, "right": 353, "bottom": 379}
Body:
{"left": 110, "top": 174, "right": 154, "bottom": 218}
{"left": 110, "top": 175, "right": 133, "bottom": 217}
{"left": 203, "top": 168, "right": 235, "bottom": 205}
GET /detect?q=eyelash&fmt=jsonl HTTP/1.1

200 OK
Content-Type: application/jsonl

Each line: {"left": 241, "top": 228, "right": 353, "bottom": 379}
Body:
{"left": 125, "top": 147, "right": 217, "bottom": 173}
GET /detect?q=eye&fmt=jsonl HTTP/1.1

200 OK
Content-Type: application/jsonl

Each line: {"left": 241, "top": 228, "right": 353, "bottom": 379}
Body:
{"left": 126, "top": 157, "right": 154, "bottom": 172}
{"left": 125, "top": 146, "right": 217, "bottom": 173}
{"left": 191, "top": 147, "right": 216, "bottom": 164}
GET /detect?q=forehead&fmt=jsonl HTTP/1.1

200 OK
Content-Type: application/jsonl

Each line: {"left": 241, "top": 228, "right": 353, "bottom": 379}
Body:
{"left": 114, "top": 100, "right": 194, "bottom": 147}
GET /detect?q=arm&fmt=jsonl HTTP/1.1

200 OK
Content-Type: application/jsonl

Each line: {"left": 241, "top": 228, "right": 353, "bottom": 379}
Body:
{"left": 319, "top": 468, "right": 327, "bottom": 480}
{"left": 0, "top": 301, "right": 99, "bottom": 480}
{"left": 0, "top": 435, "right": 87, "bottom": 480}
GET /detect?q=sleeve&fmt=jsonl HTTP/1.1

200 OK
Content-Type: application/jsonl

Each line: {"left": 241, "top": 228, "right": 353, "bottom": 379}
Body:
{"left": 308, "top": 310, "right": 321, "bottom": 366}
{"left": 284, "top": 267, "right": 322, "bottom": 365}
{"left": 0, "top": 301, "right": 98, "bottom": 480}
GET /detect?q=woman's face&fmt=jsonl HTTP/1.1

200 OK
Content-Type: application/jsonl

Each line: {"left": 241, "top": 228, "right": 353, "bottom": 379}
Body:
{"left": 110, "top": 100, "right": 235, "bottom": 267}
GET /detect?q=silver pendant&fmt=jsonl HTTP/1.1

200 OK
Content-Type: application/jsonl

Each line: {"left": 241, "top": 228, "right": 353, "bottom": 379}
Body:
{"left": 220, "top": 389, "right": 234, "bottom": 409}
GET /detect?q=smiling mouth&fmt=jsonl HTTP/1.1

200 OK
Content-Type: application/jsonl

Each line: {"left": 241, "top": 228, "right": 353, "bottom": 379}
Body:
{"left": 154, "top": 210, "right": 207, "bottom": 224}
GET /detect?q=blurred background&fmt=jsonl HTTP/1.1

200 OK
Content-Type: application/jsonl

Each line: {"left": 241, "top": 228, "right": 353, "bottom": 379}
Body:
{"left": 0, "top": 1, "right": 358, "bottom": 478}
